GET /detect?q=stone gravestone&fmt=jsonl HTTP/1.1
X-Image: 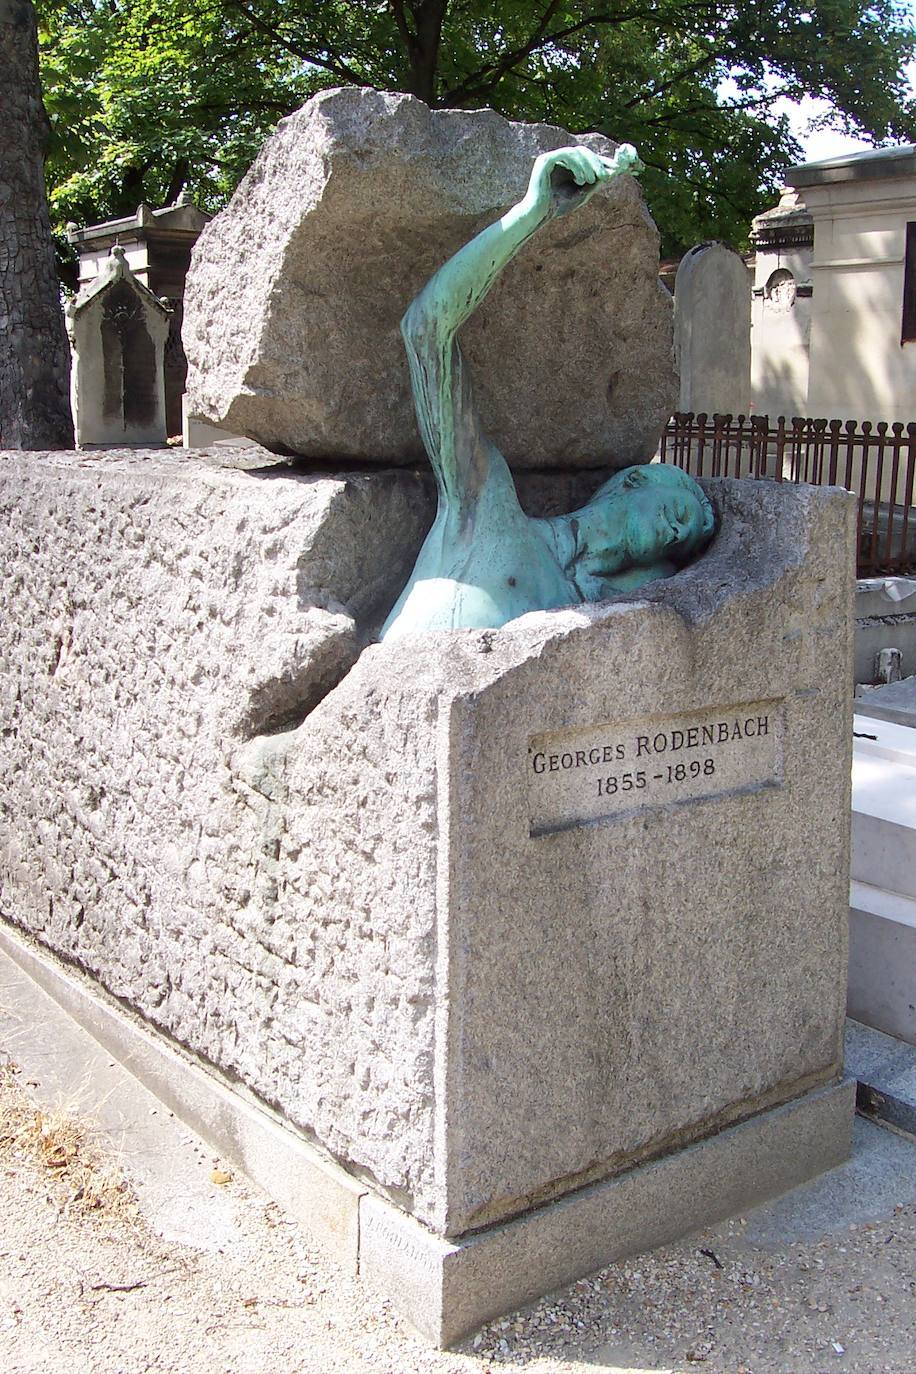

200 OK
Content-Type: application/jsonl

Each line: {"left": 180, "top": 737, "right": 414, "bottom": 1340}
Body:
{"left": 183, "top": 87, "right": 677, "bottom": 470}
{"left": 674, "top": 241, "right": 751, "bottom": 415}
{"left": 66, "top": 245, "right": 170, "bottom": 447}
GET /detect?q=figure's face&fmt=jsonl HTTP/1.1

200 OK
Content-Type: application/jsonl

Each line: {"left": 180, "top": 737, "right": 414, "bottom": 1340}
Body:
{"left": 572, "top": 464, "right": 714, "bottom": 576}
{"left": 621, "top": 483, "right": 710, "bottom": 565}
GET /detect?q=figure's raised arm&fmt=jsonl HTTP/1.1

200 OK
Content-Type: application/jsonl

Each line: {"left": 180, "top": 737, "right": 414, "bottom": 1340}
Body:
{"left": 401, "top": 145, "right": 641, "bottom": 508}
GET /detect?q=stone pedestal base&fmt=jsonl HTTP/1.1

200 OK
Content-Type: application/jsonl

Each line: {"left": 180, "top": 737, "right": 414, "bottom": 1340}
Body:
{"left": 360, "top": 1079, "right": 854, "bottom": 1346}
{"left": 0, "top": 921, "right": 853, "bottom": 1348}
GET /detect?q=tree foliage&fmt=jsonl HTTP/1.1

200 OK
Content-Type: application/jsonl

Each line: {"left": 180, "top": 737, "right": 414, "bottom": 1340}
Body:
{"left": 38, "top": 0, "right": 916, "bottom": 264}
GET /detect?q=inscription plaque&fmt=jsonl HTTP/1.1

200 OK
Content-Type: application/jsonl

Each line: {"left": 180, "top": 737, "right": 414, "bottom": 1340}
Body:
{"left": 527, "top": 699, "right": 784, "bottom": 835}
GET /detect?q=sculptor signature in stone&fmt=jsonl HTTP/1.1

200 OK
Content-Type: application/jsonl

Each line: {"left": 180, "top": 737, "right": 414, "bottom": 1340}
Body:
{"left": 381, "top": 145, "right": 715, "bottom": 641}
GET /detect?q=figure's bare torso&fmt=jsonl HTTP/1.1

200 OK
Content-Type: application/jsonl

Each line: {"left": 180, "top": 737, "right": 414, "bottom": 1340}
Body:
{"left": 383, "top": 450, "right": 573, "bottom": 634}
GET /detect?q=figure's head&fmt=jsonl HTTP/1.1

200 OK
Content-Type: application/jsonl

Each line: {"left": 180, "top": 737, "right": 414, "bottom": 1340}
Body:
{"left": 571, "top": 463, "right": 716, "bottom": 577}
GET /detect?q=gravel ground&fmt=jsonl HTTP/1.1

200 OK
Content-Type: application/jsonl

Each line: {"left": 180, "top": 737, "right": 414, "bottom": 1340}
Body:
{"left": 1, "top": 1065, "right": 914, "bottom": 1374}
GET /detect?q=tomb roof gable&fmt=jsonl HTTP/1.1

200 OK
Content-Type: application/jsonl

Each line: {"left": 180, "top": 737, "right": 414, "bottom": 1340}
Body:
{"left": 69, "top": 245, "right": 171, "bottom": 317}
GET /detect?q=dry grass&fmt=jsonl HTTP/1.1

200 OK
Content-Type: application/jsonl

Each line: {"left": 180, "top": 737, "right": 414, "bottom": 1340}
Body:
{"left": 0, "top": 1058, "right": 137, "bottom": 1219}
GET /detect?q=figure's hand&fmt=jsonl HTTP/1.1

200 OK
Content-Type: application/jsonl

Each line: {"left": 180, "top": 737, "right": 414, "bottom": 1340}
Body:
{"left": 610, "top": 143, "right": 644, "bottom": 178}
{"left": 524, "top": 143, "right": 642, "bottom": 219}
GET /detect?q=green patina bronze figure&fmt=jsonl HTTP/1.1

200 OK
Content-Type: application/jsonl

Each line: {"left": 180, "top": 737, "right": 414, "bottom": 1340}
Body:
{"left": 381, "top": 144, "right": 715, "bottom": 641}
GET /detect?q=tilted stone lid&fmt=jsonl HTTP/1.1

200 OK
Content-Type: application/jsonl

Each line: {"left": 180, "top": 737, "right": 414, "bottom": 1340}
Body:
{"left": 183, "top": 86, "right": 676, "bottom": 470}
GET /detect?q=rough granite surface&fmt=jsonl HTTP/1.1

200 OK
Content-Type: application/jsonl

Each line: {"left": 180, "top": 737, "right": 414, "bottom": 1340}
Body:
{"left": 0, "top": 451, "right": 854, "bottom": 1238}
{"left": 182, "top": 87, "right": 676, "bottom": 469}
{"left": 0, "top": 447, "right": 435, "bottom": 1210}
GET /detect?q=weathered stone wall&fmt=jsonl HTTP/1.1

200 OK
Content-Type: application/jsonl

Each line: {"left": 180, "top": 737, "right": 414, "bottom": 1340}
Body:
{"left": 0, "top": 448, "right": 439, "bottom": 1208}
{"left": 419, "top": 477, "right": 854, "bottom": 1236}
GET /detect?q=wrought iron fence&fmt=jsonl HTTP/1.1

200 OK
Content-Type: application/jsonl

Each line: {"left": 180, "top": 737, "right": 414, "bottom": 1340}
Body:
{"left": 660, "top": 412, "right": 916, "bottom": 577}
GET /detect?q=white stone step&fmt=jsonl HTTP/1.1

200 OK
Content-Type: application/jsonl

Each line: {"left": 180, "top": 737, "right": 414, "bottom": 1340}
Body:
{"left": 845, "top": 1018, "right": 916, "bottom": 1130}
{"left": 848, "top": 881, "right": 916, "bottom": 1045}
{"left": 851, "top": 714, "right": 916, "bottom": 900}
{"left": 853, "top": 712, "right": 916, "bottom": 767}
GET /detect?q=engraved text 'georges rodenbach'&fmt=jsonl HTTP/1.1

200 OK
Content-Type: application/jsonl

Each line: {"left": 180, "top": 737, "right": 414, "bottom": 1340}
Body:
{"left": 527, "top": 701, "right": 784, "bottom": 835}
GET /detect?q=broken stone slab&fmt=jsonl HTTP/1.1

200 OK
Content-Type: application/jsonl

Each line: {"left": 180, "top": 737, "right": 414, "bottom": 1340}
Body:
{"left": 0, "top": 447, "right": 431, "bottom": 747}
{"left": 183, "top": 86, "right": 676, "bottom": 469}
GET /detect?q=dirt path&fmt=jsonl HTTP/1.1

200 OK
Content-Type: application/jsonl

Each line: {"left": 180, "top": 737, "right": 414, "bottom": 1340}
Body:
{"left": 1, "top": 1062, "right": 914, "bottom": 1374}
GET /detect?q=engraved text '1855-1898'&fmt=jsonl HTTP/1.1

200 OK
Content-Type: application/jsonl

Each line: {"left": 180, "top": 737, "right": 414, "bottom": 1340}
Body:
{"left": 527, "top": 700, "right": 784, "bottom": 835}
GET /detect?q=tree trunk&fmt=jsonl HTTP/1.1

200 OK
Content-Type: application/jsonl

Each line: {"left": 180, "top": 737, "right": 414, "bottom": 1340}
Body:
{"left": 396, "top": 0, "right": 447, "bottom": 106}
{"left": 0, "top": 0, "right": 73, "bottom": 448}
